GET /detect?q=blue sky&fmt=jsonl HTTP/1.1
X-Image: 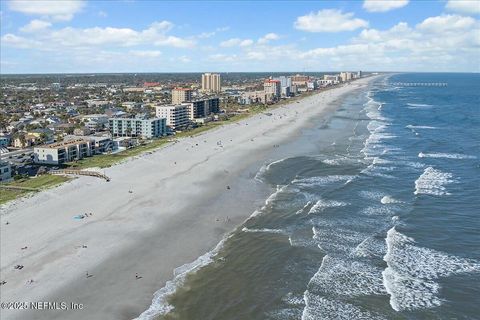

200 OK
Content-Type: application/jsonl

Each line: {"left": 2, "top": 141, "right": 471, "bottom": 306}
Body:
{"left": 1, "top": 0, "right": 479, "bottom": 73}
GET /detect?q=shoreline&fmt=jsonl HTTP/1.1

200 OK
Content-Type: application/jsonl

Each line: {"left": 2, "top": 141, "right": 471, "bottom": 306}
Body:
{"left": 0, "top": 76, "right": 380, "bottom": 320}
{"left": 0, "top": 81, "right": 348, "bottom": 208}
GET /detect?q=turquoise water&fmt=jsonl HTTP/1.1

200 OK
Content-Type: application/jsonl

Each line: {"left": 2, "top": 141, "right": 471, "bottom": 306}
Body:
{"left": 139, "top": 74, "right": 480, "bottom": 320}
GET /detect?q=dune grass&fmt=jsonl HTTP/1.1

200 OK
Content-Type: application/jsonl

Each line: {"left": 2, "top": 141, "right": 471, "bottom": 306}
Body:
{"left": 0, "top": 175, "right": 71, "bottom": 205}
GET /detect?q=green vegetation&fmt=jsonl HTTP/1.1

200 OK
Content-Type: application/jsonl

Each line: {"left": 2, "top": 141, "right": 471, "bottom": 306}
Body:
{"left": 65, "top": 138, "right": 171, "bottom": 169}
{"left": 0, "top": 175, "right": 71, "bottom": 205}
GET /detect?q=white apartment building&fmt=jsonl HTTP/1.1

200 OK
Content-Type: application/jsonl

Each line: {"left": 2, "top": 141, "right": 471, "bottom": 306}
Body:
{"left": 155, "top": 105, "right": 191, "bottom": 130}
{"left": 201, "top": 73, "right": 221, "bottom": 93}
{"left": 171, "top": 88, "right": 193, "bottom": 104}
{"left": 34, "top": 139, "right": 94, "bottom": 165}
{"left": 64, "top": 135, "right": 113, "bottom": 154}
{"left": 273, "top": 76, "right": 292, "bottom": 97}
{"left": 108, "top": 117, "right": 166, "bottom": 138}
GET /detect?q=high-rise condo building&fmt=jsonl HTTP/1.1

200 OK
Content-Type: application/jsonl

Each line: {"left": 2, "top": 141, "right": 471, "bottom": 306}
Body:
{"left": 264, "top": 79, "right": 281, "bottom": 100}
{"left": 171, "top": 88, "right": 193, "bottom": 104}
{"left": 201, "top": 73, "right": 221, "bottom": 93}
{"left": 155, "top": 105, "right": 191, "bottom": 130}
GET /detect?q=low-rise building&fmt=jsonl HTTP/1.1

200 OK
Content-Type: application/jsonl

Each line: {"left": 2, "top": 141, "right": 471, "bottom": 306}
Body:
{"left": 34, "top": 139, "right": 94, "bottom": 165}
{"left": 13, "top": 134, "right": 38, "bottom": 148}
{"left": 109, "top": 116, "right": 166, "bottom": 139}
{"left": 239, "top": 91, "right": 269, "bottom": 105}
{"left": 64, "top": 135, "right": 113, "bottom": 154}
{"left": 0, "top": 136, "right": 10, "bottom": 148}
{"left": 73, "top": 127, "right": 91, "bottom": 136}
{"left": 113, "top": 137, "right": 138, "bottom": 151}
{"left": 0, "top": 160, "right": 12, "bottom": 183}
{"left": 155, "top": 105, "right": 191, "bottom": 130}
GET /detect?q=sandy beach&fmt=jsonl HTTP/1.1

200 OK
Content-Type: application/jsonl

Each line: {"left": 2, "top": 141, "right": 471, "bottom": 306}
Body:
{"left": 0, "top": 76, "right": 376, "bottom": 320}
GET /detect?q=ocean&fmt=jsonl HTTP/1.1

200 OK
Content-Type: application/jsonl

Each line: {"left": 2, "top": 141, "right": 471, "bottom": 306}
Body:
{"left": 138, "top": 73, "right": 480, "bottom": 320}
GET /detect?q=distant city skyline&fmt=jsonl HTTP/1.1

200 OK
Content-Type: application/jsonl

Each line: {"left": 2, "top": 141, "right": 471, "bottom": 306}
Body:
{"left": 1, "top": 0, "right": 479, "bottom": 74}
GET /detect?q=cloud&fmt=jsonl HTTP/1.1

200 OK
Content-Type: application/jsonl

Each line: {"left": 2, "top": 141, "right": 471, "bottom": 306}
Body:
{"left": 1, "top": 33, "right": 42, "bottom": 48}
{"left": 417, "top": 14, "right": 476, "bottom": 33}
{"left": 208, "top": 53, "right": 238, "bottom": 62}
{"left": 299, "top": 14, "right": 480, "bottom": 71}
{"left": 20, "top": 19, "right": 52, "bottom": 33}
{"left": 130, "top": 50, "right": 162, "bottom": 58}
{"left": 178, "top": 55, "right": 191, "bottom": 63}
{"left": 8, "top": 0, "right": 85, "bottom": 21}
{"left": 198, "top": 26, "right": 230, "bottom": 38}
{"left": 363, "top": 0, "right": 409, "bottom": 13}
{"left": 258, "top": 33, "right": 279, "bottom": 44}
{"left": 220, "top": 38, "right": 253, "bottom": 47}
{"left": 1, "top": 20, "right": 196, "bottom": 50}
{"left": 294, "top": 9, "right": 368, "bottom": 32}
{"left": 445, "top": 0, "right": 480, "bottom": 15}
{"left": 154, "top": 36, "right": 195, "bottom": 48}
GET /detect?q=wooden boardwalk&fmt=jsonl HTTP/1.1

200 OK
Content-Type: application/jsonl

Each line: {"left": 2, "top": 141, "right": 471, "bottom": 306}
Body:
{"left": 50, "top": 169, "right": 110, "bottom": 182}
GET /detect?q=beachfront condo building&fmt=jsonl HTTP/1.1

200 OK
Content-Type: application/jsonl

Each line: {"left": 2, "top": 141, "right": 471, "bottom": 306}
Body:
{"left": 33, "top": 139, "right": 94, "bottom": 165}
{"left": 108, "top": 117, "right": 166, "bottom": 139}
{"left": 171, "top": 88, "right": 193, "bottom": 104}
{"left": 264, "top": 79, "right": 281, "bottom": 100}
{"left": 340, "top": 72, "right": 353, "bottom": 82}
{"left": 155, "top": 105, "right": 191, "bottom": 130}
{"left": 291, "top": 74, "right": 310, "bottom": 86}
{"left": 273, "top": 76, "right": 292, "bottom": 97}
{"left": 188, "top": 97, "right": 220, "bottom": 119}
{"left": 201, "top": 73, "right": 221, "bottom": 93}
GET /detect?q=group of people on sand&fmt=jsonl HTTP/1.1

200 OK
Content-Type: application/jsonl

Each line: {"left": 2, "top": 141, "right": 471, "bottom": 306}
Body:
{"left": 76, "top": 212, "right": 93, "bottom": 219}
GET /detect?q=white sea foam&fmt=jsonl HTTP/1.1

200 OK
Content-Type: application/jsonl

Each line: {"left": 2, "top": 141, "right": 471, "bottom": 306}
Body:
{"left": 308, "top": 199, "right": 349, "bottom": 214}
{"left": 135, "top": 234, "right": 234, "bottom": 320}
{"left": 295, "top": 201, "right": 312, "bottom": 215}
{"left": 312, "top": 226, "right": 365, "bottom": 255}
{"left": 282, "top": 292, "right": 305, "bottom": 306}
{"left": 359, "top": 190, "right": 385, "bottom": 200}
{"left": 381, "top": 196, "right": 402, "bottom": 204}
{"left": 406, "top": 125, "right": 437, "bottom": 129}
{"left": 382, "top": 227, "right": 480, "bottom": 312}
{"left": 361, "top": 205, "right": 395, "bottom": 216}
{"left": 254, "top": 158, "right": 289, "bottom": 182}
{"left": 242, "top": 227, "right": 285, "bottom": 234}
{"left": 321, "top": 156, "right": 357, "bottom": 166}
{"left": 407, "top": 103, "right": 433, "bottom": 109}
{"left": 309, "top": 255, "right": 386, "bottom": 297}
{"left": 361, "top": 164, "right": 396, "bottom": 179}
{"left": 414, "top": 167, "right": 454, "bottom": 196}
{"left": 354, "top": 236, "right": 387, "bottom": 258}
{"left": 301, "top": 293, "right": 385, "bottom": 320}
{"left": 418, "top": 152, "right": 477, "bottom": 160}
{"left": 401, "top": 161, "right": 425, "bottom": 169}
{"left": 292, "top": 175, "right": 356, "bottom": 187}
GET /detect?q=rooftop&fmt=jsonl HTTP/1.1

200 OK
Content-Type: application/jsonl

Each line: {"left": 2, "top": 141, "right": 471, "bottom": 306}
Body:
{"left": 38, "top": 139, "right": 92, "bottom": 149}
